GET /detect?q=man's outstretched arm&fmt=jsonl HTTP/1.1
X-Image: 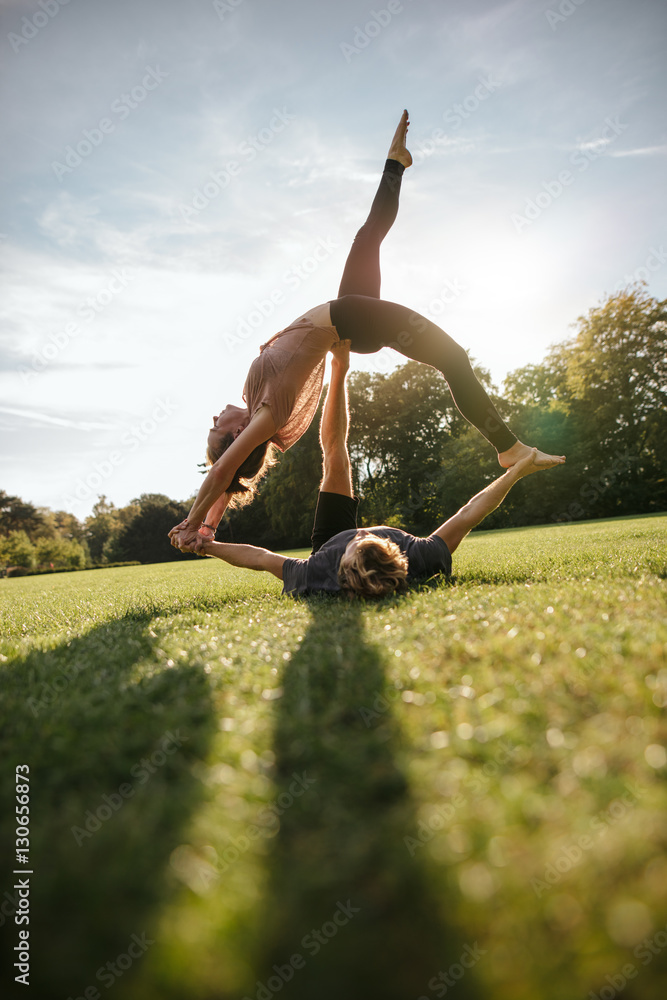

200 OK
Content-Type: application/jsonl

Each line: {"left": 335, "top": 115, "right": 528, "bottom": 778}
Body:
{"left": 433, "top": 449, "right": 556, "bottom": 554}
{"left": 196, "top": 538, "right": 286, "bottom": 580}
{"left": 320, "top": 341, "right": 353, "bottom": 497}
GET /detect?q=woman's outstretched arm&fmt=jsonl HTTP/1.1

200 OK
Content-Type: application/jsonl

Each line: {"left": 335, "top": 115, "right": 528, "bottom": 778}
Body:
{"left": 169, "top": 407, "right": 276, "bottom": 551}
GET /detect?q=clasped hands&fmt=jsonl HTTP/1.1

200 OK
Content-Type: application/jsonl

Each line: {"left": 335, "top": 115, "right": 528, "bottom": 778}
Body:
{"left": 168, "top": 520, "right": 213, "bottom": 555}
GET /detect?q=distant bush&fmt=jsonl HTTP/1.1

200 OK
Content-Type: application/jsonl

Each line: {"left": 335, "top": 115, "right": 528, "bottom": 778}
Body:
{"left": 2, "top": 560, "right": 142, "bottom": 579}
{"left": 89, "top": 561, "right": 142, "bottom": 570}
{"left": 0, "top": 530, "right": 35, "bottom": 570}
{"left": 35, "top": 535, "right": 87, "bottom": 570}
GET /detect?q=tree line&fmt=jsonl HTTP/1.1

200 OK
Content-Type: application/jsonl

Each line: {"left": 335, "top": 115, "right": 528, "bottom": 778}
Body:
{"left": 1, "top": 286, "right": 665, "bottom": 573}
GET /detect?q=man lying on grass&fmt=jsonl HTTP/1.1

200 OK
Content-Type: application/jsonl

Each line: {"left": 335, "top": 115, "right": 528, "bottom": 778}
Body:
{"left": 179, "top": 342, "right": 562, "bottom": 598}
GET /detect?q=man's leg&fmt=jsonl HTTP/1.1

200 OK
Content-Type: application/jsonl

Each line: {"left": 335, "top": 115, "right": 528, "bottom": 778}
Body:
{"left": 432, "top": 449, "right": 561, "bottom": 554}
{"left": 319, "top": 343, "right": 352, "bottom": 495}
{"left": 336, "top": 110, "right": 411, "bottom": 299}
{"left": 310, "top": 343, "right": 359, "bottom": 553}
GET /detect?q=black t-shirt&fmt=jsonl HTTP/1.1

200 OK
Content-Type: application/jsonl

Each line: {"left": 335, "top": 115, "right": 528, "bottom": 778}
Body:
{"left": 282, "top": 526, "right": 451, "bottom": 596}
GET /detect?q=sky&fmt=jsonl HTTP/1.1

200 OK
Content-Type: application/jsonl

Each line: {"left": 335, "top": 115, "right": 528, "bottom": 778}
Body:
{"left": 1, "top": 0, "right": 666, "bottom": 520}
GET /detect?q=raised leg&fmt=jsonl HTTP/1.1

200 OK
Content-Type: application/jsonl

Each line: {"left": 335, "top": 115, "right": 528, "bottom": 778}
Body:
{"left": 336, "top": 110, "right": 411, "bottom": 299}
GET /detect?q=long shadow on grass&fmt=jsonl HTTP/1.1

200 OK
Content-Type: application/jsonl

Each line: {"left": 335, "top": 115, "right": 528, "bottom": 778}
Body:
{"left": 0, "top": 612, "right": 217, "bottom": 999}
{"left": 252, "top": 598, "right": 482, "bottom": 1000}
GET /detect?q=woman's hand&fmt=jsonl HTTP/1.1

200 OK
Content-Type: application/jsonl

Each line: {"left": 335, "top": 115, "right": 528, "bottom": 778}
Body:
{"left": 168, "top": 519, "right": 189, "bottom": 540}
{"left": 169, "top": 522, "right": 201, "bottom": 552}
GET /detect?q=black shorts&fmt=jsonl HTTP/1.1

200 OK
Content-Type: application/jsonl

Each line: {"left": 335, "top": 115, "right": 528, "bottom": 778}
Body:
{"left": 311, "top": 492, "right": 359, "bottom": 554}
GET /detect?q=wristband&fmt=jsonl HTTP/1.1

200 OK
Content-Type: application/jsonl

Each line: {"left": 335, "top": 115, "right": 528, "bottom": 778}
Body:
{"left": 201, "top": 523, "right": 216, "bottom": 532}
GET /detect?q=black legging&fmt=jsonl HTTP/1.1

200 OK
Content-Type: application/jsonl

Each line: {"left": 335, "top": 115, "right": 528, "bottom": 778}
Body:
{"left": 328, "top": 160, "right": 517, "bottom": 453}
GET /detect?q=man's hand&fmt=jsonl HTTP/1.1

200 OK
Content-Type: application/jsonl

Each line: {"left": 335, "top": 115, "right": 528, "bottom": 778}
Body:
{"left": 330, "top": 339, "right": 351, "bottom": 373}
{"left": 193, "top": 535, "right": 213, "bottom": 556}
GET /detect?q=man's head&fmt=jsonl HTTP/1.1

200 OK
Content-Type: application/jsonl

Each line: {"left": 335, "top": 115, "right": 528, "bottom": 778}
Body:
{"left": 338, "top": 531, "right": 408, "bottom": 598}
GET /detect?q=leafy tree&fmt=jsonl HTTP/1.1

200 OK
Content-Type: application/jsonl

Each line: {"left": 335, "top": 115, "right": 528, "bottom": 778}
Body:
{"left": 84, "top": 496, "right": 123, "bottom": 563}
{"left": 35, "top": 536, "right": 87, "bottom": 570}
{"left": 555, "top": 285, "right": 667, "bottom": 461}
{"left": 347, "top": 360, "right": 502, "bottom": 534}
{"left": 108, "top": 494, "right": 194, "bottom": 564}
{"left": 0, "top": 530, "right": 36, "bottom": 569}
{"left": 0, "top": 491, "right": 45, "bottom": 536}
{"left": 32, "top": 508, "right": 86, "bottom": 543}
{"left": 53, "top": 510, "right": 86, "bottom": 542}
{"left": 504, "top": 285, "right": 667, "bottom": 521}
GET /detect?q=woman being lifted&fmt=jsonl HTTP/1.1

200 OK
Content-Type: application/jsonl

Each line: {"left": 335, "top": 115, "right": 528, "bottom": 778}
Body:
{"left": 169, "top": 110, "right": 564, "bottom": 551}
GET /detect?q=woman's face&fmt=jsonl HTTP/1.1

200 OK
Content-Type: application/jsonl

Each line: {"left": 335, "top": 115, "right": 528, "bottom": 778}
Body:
{"left": 207, "top": 404, "right": 250, "bottom": 455}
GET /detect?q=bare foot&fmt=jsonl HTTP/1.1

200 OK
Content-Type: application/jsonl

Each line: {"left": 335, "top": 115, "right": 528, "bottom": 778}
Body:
{"left": 387, "top": 109, "right": 412, "bottom": 168}
{"left": 509, "top": 448, "right": 561, "bottom": 480}
{"left": 498, "top": 440, "right": 565, "bottom": 470}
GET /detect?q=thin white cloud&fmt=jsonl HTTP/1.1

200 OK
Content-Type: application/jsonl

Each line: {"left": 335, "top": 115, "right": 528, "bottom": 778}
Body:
{"left": 610, "top": 145, "right": 667, "bottom": 158}
{"left": 0, "top": 406, "right": 118, "bottom": 431}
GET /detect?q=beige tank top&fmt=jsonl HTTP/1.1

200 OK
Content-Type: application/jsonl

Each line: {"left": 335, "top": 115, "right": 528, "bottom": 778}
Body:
{"left": 242, "top": 316, "right": 340, "bottom": 451}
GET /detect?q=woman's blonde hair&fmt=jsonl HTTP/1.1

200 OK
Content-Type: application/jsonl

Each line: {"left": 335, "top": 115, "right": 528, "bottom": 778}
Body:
{"left": 205, "top": 435, "right": 277, "bottom": 510}
{"left": 338, "top": 535, "right": 409, "bottom": 598}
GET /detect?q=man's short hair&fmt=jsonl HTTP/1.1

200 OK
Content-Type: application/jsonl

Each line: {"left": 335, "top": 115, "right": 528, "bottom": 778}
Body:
{"left": 337, "top": 534, "right": 409, "bottom": 598}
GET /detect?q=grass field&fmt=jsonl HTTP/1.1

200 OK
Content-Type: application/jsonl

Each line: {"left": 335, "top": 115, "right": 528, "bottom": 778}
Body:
{"left": 1, "top": 514, "right": 666, "bottom": 1000}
